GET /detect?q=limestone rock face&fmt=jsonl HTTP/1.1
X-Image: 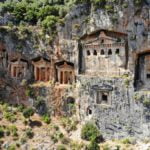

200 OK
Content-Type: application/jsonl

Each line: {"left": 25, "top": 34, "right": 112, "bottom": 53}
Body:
{"left": 77, "top": 76, "right": 150, "bottom": 139}
{"left": 0, "top": 0, "right": 150, "bottom": 140}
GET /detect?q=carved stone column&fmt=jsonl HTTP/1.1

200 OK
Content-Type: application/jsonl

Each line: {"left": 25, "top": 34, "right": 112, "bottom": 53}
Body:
{"left": 39, "top": 67, "right": 41, "bottom": 81}
{"left": 34, "top": 66, "right": 37, "bottom": 80}
{"left": 45, "top": 67, "right": 48, "bottom": 81}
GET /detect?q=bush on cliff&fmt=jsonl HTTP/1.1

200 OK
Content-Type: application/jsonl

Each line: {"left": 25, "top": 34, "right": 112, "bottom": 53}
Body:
{"left": 23, "top": 107, "right": 34, "bottom": 120}
{"left": 81, "top": 122, "right": 101, "bottom": 141}
{"left": 87, "top": 138, "right": 100, "bottom": 150}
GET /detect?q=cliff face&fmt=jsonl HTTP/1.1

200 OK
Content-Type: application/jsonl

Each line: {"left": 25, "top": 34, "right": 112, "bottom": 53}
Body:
{"left": 0, "top": 0, "right": 150, "bottom": 140}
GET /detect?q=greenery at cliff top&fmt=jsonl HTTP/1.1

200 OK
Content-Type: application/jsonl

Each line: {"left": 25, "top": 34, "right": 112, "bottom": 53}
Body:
{"left": 0, "top": 0, "right": 144, "bottom": 35}
{"left": 0, "top": 0, "right": 144, "bottom": 26}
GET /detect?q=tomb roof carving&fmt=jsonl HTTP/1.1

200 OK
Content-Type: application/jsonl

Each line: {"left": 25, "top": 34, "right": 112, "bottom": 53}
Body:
{"left": 32, "top": 56, "right": 50, "bottom": 62}
{"left": 55, "top": 60, "right": 74, "bottom": 67}
{"left": 91, "top": 84, "right": 113, "bottom": 91}
{"left": 80, "top": 29, "right": 127, "bottom": 41}
{"left": 11, "top": 58, "right": 28, "bottom": 63}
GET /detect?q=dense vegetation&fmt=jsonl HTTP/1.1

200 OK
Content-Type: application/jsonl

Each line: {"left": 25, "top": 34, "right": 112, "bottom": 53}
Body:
{"left": 0, "top": 0, "right": 144, "bottom": 28}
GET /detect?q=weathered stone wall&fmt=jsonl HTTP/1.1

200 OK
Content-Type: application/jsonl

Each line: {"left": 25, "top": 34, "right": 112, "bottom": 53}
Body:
{"left": 77, "top": 75, "right": 150, "bottom": 139}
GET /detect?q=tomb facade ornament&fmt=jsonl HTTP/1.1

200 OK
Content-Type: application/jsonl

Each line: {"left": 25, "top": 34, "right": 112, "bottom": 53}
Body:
{"left": 10, "top": 58, "right": 28, "bottom": 79}
{"left": 32, "top": 57, "right": 52, "bottom": 82}
{"left": 79, "top": 30, "right": 128, "bottom": 77}
{"left": 55, "top": 61, "right": 75, "bottom": 85}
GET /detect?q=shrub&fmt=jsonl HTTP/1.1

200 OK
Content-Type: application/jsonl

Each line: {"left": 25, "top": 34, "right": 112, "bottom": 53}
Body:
{"left": 42, "top": 114, "right": 51, "bottom": 124}
{"left": 143, "top": 99, "right": 150, "bottom": 108}
{"left": 25, "top": 87, "right": 35, "bottom": 97}
{"left": 23, "top": 107, "right": 34, "bottom": 119}
{"left": 17, "top": 104, "right": 25, "bottom": 112}
{"left": 81, "top": 122, "right": 101, "bottom": 141}
{"left": 53, "top": 125, "right": 59, "bottom": 131}
{"left": 20, "top": 137, "right": 27, "bottom": 144}
{"left": 0, "top": 128, "right": 4, "bottom": 138}
{"left": 23, "top": 119, "right": 29, "bottom": 125}
{"left": 25, "top": 128, "right": 34, "bottom": 139}
{"left": 57, "top": 144, "right": 67, "bottom": 150}
{"left": 9, "top": 125, "right": 18, "bottom": 137}
{"left": 87, "top": 139, "right": 100, "bottom": 150}
{"left": 4, "top": 112, "right": 16, "bottom": 122}
{"left": 5, "top": 129, "right": 10, "bottom": 136}
{"left": 121, "top": 138, "right": 131, "bottom": 144}
{"left": 7, "top": 144, "right": 16, "bottom": 150}
{"left": 70, "top": 141, "right": 85, "bottom": 150}
{"left": 41, "top": 15, "right": 58, "bottom": 31}
{"left": 134, "top": 0, "right": 143, "bottom": 6}
{"left": 105, "top": 5, "right": 114, "bottom": 13}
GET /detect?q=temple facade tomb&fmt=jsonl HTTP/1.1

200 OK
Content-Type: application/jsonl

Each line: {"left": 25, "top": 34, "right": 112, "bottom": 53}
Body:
{"left": 79, "top": 30, "right": 128, "bottom": 76}
{"left": 10, "top": 58, "right": 28, "bottom": 79}
{"left": 32, "top": 57, "right": 52, "bottom": 82}
{"left": 55, "top": 61, "right": 75, "bottom": 85}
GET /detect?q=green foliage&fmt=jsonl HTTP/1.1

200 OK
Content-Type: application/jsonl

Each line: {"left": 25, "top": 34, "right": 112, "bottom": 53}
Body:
{"left": 13, "top": 2, "right": 27, "bottom": 23}
{"left": 17, "top": 104, "right": 25, "bottom": 112}
{"left": 69, "top": 141, "right": 85, "bottom": 150}
{"left": 0, "top": 127, "right": 4, "bottom": 138}
{"left": 4, "top": 112, "right": 16, "bottom": 122}
{"left": 87, "top": 138, "right": 100, "bottom": 150}
{"left": 23, "top": 107, "right": 34, "bottom": 119}
{"left": 42, "top": 114, "right": 51, "bottom": 124}
{"left": 25, "top": 128, "right": 34, "bottom": 139}
{"left": 121, "top": 138, "right": 131, "bottom": 144}
{"left": 7, "top": 145, "right": 16, "bottom": 150}
{"left": 143, "top": 99, "right": 150, "bottom": 108}
{"left": 81, "top": 122, "right": 100, "bottom": 141}
{"left": 41, "top": 15, "right": 58, "bottom": 31}
{"left": 134, "top": 0, "right": 143, "bottom": 6}
{"left": 57, "top": 144, "right": 67, "bottom": 150}
{"left": 25, "top": 87, "right": 35, "bottom": 97}
{"left": 38, "top": 6, "right": 59, "bottom": 21}
{"left": 60, "top": 117, "right": 78, "bottom": 133}
{"left": 9, "top": 125, "right": 18, "bottom": 137}
{"left": 105, "top": 4, "right": 114, "bottom": 13}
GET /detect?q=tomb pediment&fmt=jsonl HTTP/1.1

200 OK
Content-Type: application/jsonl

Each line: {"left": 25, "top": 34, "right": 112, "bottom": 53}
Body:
{"left": 56, "top": 61, "right": 74, "bottom": 69}
{"left": 83, "top": 30, "right": 125, "bottom": 46}
{"left": 11, "top": 58, "right": 28, "bottom": 64}
{"left": 91, "top": 84, "right": 113, "bottom": 91}
{"left": 80, "top": 29, "right": 127, "bottom": 41}
{"left": 32, "top": 57, "right": 50, "bottom": 66}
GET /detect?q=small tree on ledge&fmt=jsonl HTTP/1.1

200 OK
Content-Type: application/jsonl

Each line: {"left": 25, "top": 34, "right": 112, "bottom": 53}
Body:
{"left": 23, "top": 107, "right": 35, "bottom": 122}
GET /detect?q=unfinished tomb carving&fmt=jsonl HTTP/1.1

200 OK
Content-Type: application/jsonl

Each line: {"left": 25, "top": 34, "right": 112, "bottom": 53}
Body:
{"left": 32, "top": 57, "right": 51, "bottom": 82}
{"left": 10, "top": 58, "right": 28, "bottom": 79}
{"left": 79, "top": 30, "right": 128, "bottom": 76}
{"left": 55, "top": 61, "right": 75, "bottom": 84}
